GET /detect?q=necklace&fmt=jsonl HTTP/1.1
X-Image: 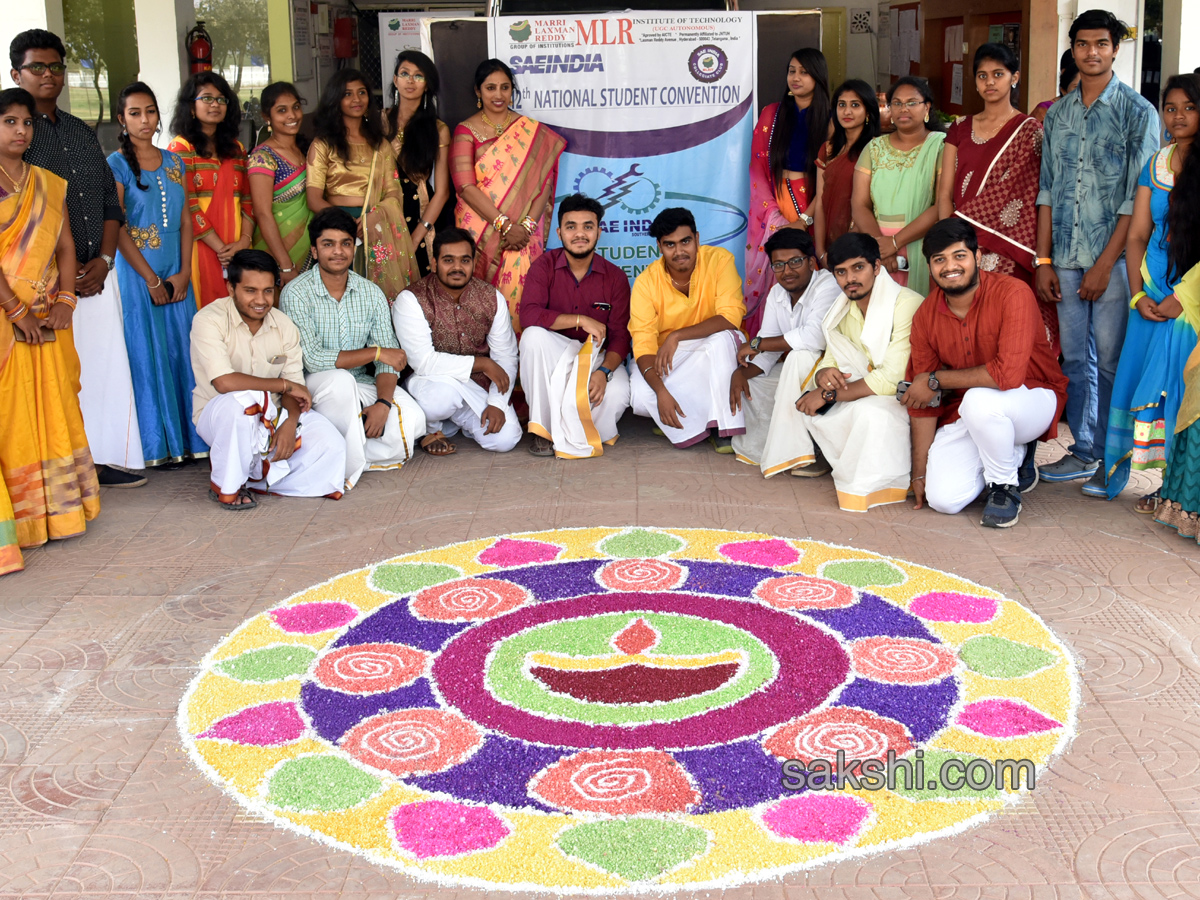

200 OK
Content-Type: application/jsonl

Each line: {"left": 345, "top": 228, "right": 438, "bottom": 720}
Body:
{"left": 0, "top": 160, "right": 28, "bottom": 193}
{"left": 480, "top": 110, "right": 512, "bottom": 137}
{"left": 971, "top": 109, "right": 1019, "bottom": 144}
{"left": 669, "top": 273, "right": 691, "bottom": 292}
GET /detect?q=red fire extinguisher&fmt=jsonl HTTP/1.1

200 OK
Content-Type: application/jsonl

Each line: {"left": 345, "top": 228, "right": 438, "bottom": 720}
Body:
{"left": 186, "top": 21, "right": 213, "bottom": 75}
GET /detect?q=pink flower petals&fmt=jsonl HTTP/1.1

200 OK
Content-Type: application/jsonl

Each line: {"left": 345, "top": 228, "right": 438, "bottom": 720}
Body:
{"left": 478, "top": 538, "right": 561, "bottom": 567}
{"left": 957, "top": 699, "right": 1062, "bottom": 737}
{"left": 762, "top": 794, "right": 872, "bottom": 845}
{"left": 529, "top": 749, "right": 699, "bottom": 815}
{"left": 850, "top": 637, "right": 958, "bottom": 684}
{"left": 718, "top": 538, "right": 800, "bottom": 567}
{"left": 390, "top": 800, "right": 510, "bottom": 859}
{"left": 199, "top": 701, "right": 306, "bottom": 745}
{"left": 268, "top": 601, "right": 358, "bottom": 634}
{"left": 909, "top": 592, "right": 999, "bottom": 623}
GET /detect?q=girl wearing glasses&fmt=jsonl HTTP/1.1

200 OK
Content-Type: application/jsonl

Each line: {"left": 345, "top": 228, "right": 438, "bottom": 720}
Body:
{"left": 937, "top": 44, "right": 1051, "bottom": 347}
{"left": 307, "top": 68, "right": 417, "bottom": 298}
{"left": 168, "top": 73, "right": 254, "bottom": 309}
{"left": 851, "top": 76, "right": 945, "bottom": 295}
{"left": 249, "top": 82, "right": 311, "bottom": 284}
{"left": 745, "top": 48, "right": 831, "bottom": 335}
{"left": 383, "top": 51, "right": 451, "bottom": 279}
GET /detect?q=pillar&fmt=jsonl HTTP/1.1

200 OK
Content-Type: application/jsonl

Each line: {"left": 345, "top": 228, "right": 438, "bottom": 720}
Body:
{"left": 132, "top": 0, "right": 193, "bottom": 141}
{"left": 2, "top": 0, "right": 69, "bottom": 111}
{"left": 1162, "top": 0, "right": 1200, "bottom": 81}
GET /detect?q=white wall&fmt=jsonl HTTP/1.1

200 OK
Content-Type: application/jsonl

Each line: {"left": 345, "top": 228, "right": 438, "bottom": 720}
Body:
{"left": 1061, "top": 0, "right": 1144, "bottom": 91}
{"left": 1162, "top": 0, "right": 1200, "bottom": 81}
{"left": 133, "top": 0, "right": 193, "bottom": 145}
{"left": 2, "top": 0, "right": 69, "bottom": 111}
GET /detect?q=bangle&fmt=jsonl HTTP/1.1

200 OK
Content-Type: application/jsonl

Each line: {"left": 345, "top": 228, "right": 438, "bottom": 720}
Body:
{"left": 421, "top": 220, "right": 433, "bottom": 230}
{"left": 891, "top": 235, "right": 899, "bottom": 251}
{"left": 54, "top": 294, "right": 77, "bottom": 310}
{"left": 1131, "top": 290, "right": 1148, "bottom": 308}
{"left": 912, "top": 475, "right": 926, "bottom": 482}
{"left": 641, "top": 364, "right": 654, "bottom": 375}
{"left": 501, "top": 222, "right": 514, "bottom": 238}
{"left": 374, "top": 397, "right": 393, "bottom": 410}
{"left": 1, "top": 295, "right": 20, "bottom": 312}
{"left": 373, "top": 345, "right": 381, "bottom": 363}
{"left": 492, "top": 214, "right": 510, "bottom": 233}
{"left": 520, "top": 216, "right": 536, "bottom": 233}
{"left": 280, "top": 265, "right": 295, "bottom": 274}
{"left": 7, "top": 302, "right": 29, "bottom": 322}
{"left": 147, "top": 276, "right": 163, "bottom": 290}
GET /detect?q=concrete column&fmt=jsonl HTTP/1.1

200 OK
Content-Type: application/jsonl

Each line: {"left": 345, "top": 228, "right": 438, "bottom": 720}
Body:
{"left": 1026, "top": 0, "right": 1062, "bottom": 113}
{"left": 1162, "top": 0, "right": 1200, "bottom": 81}
{"left": 2, "top": 0, "right": 68, "bottom": 111}
{"left": 132, "top": 0, "right": 193, "bottom": 140}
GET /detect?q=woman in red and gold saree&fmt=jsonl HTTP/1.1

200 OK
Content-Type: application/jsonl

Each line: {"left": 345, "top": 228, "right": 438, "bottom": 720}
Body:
{"left": 451, "top": 60, "right": 565, "bottom": 328}
{"left": 745, "top": 49, "right": 830, "bottom": 336}
{"left": 938, "top": 44, "right": 1053, "bottom": 350}
{"left": 0, "top": 91, "right": 100, "bottom": 574}
{"left": 168, "top": 73, "right": 255, "bottom": 309}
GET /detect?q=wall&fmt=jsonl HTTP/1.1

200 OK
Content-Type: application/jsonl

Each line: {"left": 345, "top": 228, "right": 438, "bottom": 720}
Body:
{"left": 1162, "top": 0, "right": 1200, "bottom": 81}
{"left": 739, "top": 1, "right": 882, "bottom": 89}
{"left": 2, "top": 0, "right": 69, "bottom": 111}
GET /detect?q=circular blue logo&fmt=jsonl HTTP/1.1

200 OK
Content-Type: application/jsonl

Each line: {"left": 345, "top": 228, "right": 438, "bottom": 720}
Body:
{"left": 689, "top": 45, "right": 728, "bottom": 83}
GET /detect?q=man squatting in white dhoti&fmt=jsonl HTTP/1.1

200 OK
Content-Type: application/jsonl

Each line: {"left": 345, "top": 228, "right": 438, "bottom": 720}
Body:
{"left": 730, "top": 228, "right": 840, "bottom": 467}
{"left": 280, "top": 208, "right": 424, "bottom": 488}
{"left": 518, "top": 193, "right": 632, "bottom": 458}
{"left": 189, "top": 250, "right": 346, "bottom": 509}
{"left": 759, "top": 232, "right": 924, "bottom": 511}
{"left": 391, "top": 227, "right": 522, "bottom": 455}
{"left": 629, "top": 207, "right": 747, "bottom": 450}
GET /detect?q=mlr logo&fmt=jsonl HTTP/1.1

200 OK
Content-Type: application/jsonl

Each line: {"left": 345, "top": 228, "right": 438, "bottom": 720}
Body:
{"left": 575, "top": 19, "right": 633, "bottom": 45}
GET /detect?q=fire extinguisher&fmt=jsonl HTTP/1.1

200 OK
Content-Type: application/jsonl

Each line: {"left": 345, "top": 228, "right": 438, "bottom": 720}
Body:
{"left": 186, "top": 20, "right": 213, "bottom": 75}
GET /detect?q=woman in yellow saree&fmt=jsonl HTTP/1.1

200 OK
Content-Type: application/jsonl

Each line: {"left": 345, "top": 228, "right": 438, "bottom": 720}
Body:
{"left": 306, "top": 69, "right": 419, "bottom": 300}
{"left": 0, "top": 89, "right": 100, "bottom": 575}
{"left": 450, "top": 59, "right": 565, "bottom": 327}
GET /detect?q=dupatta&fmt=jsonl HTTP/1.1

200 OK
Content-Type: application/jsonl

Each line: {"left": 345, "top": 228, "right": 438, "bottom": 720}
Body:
{"left": 0, "top": 169, "right": 63, "bottom": 370}
{"left": 361, "top": 145, "right": 420, "bottom": 300}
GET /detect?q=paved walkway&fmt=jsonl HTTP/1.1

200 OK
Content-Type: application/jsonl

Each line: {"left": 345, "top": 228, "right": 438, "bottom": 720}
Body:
{"left": 2, "top": 416, "right": 1198, "bottom": 899}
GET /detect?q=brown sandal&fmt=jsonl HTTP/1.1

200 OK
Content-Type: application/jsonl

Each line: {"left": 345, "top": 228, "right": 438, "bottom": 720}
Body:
{"left": 208, "top": 485, "right": 258, "bottom": 510}
{"left": 420, "top": 431, "right": 457, "bottom": 456}
{"left": 1135, "top": 488, "right": 1162, "bottom": 515}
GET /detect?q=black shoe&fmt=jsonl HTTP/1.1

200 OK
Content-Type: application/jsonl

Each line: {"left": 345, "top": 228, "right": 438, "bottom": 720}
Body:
{"left": 1017, "top": 440, "right": 1039, "bottom": 493}
{"left": 97, "top": 465, "right": 148, "bottom": 488}
{"left": 981, "top": 483, "right": 1021, "bottom": 528}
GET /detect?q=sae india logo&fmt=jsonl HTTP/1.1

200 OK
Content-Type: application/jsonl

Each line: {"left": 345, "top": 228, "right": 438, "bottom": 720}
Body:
{"left": 689, "top": 44, "right": 728, "bottom": 83}
{"left": 509, "top": 20, "right": 532, "bottom": 43}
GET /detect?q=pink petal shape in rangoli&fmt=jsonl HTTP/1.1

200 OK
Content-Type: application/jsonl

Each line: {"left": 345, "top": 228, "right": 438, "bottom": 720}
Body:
{"left": 478, "top": 538, "right": 561, "bottom": 567}
{"left": 390, "top": 800, "right": 510, "bottom": 859}
{"left": 718, "top": 539, "right": 801, "bottom": 567}
{"left": 761, "top": 794, "right": 872, "bottom": 845}
{"left": 908, "top": 592, "right": 999, "bottom": 623}
{"left": 199, "top": 701, "right": 306, "bottom": 745}
{"left": 268, "top": 601, "right": 358, "bottom": 634}
{"left": 957, "top": 699, "right": 1062, "bottom": 737}
{"left": 528, "top": 749, "right": 700, "bottom": 815}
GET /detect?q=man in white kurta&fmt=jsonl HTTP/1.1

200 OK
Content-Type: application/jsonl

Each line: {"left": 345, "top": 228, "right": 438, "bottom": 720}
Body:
{"left": 760, "top": 233, "right": 923, "bottom": 511}
{"left": 280, "top": 209, "right": 424, "bottom": 488}
{"left": 518, "top": 194, "right": 632, "bottom": 458}
{"left": 730, "top": 230, "right": 840, "bottom": 466}
{"left": 391, "top": 228, "right": 522, "bottom": 454}
{"left": 629, "top": 208, "right": 747, "bottom": 450}
{"left": 190, "top": 251, "right": 346, "bottom": 507}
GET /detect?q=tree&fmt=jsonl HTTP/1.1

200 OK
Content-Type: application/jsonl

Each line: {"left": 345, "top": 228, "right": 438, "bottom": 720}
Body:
{"left": 196, "top": 0, "right": 270, "bottom": 94}
{"left": 62, "top": 0, "right": 107, "bottom": 125}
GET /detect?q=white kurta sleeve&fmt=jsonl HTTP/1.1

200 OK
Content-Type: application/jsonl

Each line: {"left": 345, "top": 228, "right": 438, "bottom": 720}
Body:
{"left": 752, "top": 287, "right": 788, "bottom": 377}
{"left": 785, "top": 272, "right": 841, "bottom": 354}
{"left": 487, "top": 289, "right": 519, "bottom": 407}
{"left": 391, "top": 290, "right": 475, "bottom": 381}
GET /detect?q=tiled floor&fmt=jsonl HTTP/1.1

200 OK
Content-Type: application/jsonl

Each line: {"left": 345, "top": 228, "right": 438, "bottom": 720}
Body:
{"left": 2, "top": 414, "right": 1199, "bottom": 899}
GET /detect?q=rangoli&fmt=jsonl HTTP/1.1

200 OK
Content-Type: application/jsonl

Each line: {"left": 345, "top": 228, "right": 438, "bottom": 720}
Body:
{"left": 179, "top": 527, "right": 1078, "bottom": 892}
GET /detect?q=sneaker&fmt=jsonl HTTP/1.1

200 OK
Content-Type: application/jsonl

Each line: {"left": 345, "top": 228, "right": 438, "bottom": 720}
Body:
{"left": 1017, "top": 441, "right": 1040, "bottom": 493}
{"left": 981, "top": 483, "right": 1021, "bottom": 528}
{"left": 97, "top": 465, "right": 147, "bottom": 488}
{"left": 1080, "top": 469, "right": 1108, "bottom": 498}
{"left": 528, "top": 435, "right": 554, "bottom": 457}
{"left": 1038, "top": 454, "right": 1099, "bottom": 483}
{"left": 709, "top": 433, "right": 734, "bottom": 454}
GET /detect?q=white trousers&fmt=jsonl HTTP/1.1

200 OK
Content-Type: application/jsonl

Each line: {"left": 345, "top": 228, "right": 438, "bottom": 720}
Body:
{"left": 630, "top": 331, "right": 745, "bottom": 447}
{"left": 729, "top": 369, "right": 781, "bottom": 465}
{"left": 519, "top": 326, "right": 631, "bottom": 458}
{"left": 74, "top": 275, "right": 144, "bottom": 468}
{"left": 752, "top": 348, "right": 825, "bottom": 475}
{"left": 406, "top": 374, "right": 522, "bottom": 452}
{"left": 305, "top": 369, "right": 424, "bottom": 488}
{"left": 197, "top": 391, "right": 346, "bottom": 498}
{"left": 926, "top": 386, "right": 1057, "bottom": 515}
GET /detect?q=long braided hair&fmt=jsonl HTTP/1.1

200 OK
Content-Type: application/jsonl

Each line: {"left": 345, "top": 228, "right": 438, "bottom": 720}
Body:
{"left": 116, "top": 82, "right": 160, "bottom": 191}
{"left": 1164, "top": 74, "right": 1200, "bottom": 284}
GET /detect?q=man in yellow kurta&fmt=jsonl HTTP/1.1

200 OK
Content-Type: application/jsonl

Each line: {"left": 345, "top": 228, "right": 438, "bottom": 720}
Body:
{"left": 629, "top": 208, "right": 747, "bottom": 449}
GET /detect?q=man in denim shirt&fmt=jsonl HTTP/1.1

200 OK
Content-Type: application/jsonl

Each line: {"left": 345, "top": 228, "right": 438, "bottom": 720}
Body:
{"left": 1035, "top": 9, "right": 1159, "bottom": 495}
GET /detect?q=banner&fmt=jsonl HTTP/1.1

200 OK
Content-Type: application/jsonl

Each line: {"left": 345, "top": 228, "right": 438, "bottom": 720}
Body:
{"left": 490, "top": 12, "right": 754, "bottom": 281}
{"left": 378, "top": 11, "right": 472, "bottom": 93}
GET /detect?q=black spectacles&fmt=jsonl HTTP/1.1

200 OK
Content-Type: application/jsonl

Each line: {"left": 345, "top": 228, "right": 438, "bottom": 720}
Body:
{"left": 195, "top": 96, "right": 229, "bottom": 106}
{"left": 20, "top": 62, "right": 67, "bottom": 76}
{"left": 769, "top": 256, "right": 809, "bottom": 272}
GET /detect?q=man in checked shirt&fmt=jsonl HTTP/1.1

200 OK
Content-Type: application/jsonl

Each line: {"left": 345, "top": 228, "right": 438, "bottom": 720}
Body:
{"left": 10, "top": 29, "right": 146, "bottom": 487}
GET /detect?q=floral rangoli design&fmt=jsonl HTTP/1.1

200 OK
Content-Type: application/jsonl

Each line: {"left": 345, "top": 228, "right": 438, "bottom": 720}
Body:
{"left": 180, "top": 527, "right": 1078, "bottom": 892}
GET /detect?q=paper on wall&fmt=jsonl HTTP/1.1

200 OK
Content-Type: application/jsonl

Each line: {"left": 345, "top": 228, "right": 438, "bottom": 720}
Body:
{"left": 951, "top": 63, "right": 963, "bottom": 105}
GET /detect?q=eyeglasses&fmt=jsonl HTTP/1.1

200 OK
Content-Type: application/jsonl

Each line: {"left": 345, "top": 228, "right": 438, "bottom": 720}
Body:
{"left": 195, "top": 95, "right": 229, "bottom": 106}
{"left": 395, "top": 71, "right": 426, "bottom": 83}
{"left": 889, "top": 99, "right": 928, "bottom": 111}
{"left": 769, "top": 256, "right": 809, "bottom": 272}
{"left": 20, "top": 62, "right": 67, "bottom": 76}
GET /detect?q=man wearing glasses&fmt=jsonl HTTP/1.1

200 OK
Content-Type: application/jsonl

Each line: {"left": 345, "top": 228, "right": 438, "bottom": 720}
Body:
{"left": 730, "top": 229, "right": 839, "bottom": 470}
{"left": 9, "top": 29, "right": 146, "bottom": 487}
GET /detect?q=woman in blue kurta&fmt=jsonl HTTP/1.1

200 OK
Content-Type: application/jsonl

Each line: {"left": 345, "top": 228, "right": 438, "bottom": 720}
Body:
{"left": 108, "top": 82, "right": 207, "bottom": 466}
{"left": 1104, "top": 76, "right": 1200, "bottom": 507}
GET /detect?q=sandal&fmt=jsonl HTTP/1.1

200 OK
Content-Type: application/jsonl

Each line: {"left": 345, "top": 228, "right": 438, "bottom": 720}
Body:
{"left": 1135, "top": 488, "right": 1162, "bottom": 515}
{"left": 420, "top": 431, "right": 457, "bottom": 456}
{"left": 208, "top": 485, "right": 258, "bottom": 511}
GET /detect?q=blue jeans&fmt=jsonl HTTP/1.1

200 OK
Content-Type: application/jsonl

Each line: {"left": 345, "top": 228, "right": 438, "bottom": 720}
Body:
{"left": 1055, "top": 261, "right": 1130, "bottom": 463}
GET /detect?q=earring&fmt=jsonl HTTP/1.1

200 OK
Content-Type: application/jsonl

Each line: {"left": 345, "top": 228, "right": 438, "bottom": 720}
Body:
{"left": 924, "top": 112, "right": 930, "bottom": 123}
{"left": 786, "top": 90, "right": 794, "bottom": 96}
{"left": 423, "top": 94, "right": 427, "bottom": 110}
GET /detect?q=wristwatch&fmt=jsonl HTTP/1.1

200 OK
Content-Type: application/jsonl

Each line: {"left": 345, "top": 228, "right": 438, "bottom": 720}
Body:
{"left": 799, "top": 212, "right": 814, "bottom": 227}
{"left": 927, "top": 372, "right": 941, "bottom": 392}
{"left": 749, "top": 336, "right": 762, "bottom": 352}
{"left": 822, "top": 388, "right": 837, "bottom": 403}
{"left": 598, "top": 365, "right": 614, "bottom": 382}
{"left": 99, "top": 253, "right": 115, "bottom": 271}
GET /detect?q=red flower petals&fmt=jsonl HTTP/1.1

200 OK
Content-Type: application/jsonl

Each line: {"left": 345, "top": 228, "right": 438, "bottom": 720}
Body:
{"left": 340, "top": 709, "right": 483, "bottom": 777}
{"left": 754, "top": 575, "right": 856, "bottom": 610}
{"left": 597, "top": 558, "right": 686, "bottom": 592}
{"left": 763, "top": 707, "right": 913, "bottom": 767}
{"left": 410, "top": 578, "right": 529, "bottom": 622}
{"left": 314, "top": 643, "right": 429, "bottom": 694}
{"left": 850, "top": 637, "right": 958, "bottom": 684}
{"left": 529, "top": 749, "right": 699, "bottom": 815}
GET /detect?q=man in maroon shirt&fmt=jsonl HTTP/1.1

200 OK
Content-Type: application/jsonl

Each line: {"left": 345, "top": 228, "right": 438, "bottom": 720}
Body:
{"left": 902, "top": 219, "right": 1068, "bottom": 528}
{"left": 519, "top": 194, "right": 632, "bottom": 458}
